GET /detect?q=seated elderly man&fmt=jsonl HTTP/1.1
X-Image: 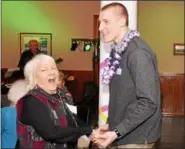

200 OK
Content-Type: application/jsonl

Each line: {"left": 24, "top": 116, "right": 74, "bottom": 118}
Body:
{"left": 16, "top": 54, "right": 92, "bottom": 149}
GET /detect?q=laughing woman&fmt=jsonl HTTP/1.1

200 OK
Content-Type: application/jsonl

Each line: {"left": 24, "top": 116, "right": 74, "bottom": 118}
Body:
{"left": 16, "top": 54, "right": 92, "bottom": 149}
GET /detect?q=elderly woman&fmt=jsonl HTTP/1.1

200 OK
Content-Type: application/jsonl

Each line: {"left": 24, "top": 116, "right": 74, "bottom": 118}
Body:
{"left": 1, "top": 79, "right": 28, "bottom": 148}
{"left": 16, "top": 54, "right": 92, "bottom": 149}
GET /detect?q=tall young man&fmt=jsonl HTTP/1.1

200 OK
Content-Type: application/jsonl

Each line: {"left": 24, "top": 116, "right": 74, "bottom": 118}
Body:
{"left": 91, "top": 3, "right": 161, "bottom": 148}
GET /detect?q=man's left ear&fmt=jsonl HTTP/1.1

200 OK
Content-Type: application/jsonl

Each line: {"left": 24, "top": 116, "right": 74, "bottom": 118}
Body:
{"left": 119, "top": 17, "right": 126, "bottom": 27}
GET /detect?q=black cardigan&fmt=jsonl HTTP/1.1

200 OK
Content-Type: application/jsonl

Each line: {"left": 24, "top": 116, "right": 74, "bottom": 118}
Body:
{"left": 20, "top": 94, "right": 92, "bottom": 144}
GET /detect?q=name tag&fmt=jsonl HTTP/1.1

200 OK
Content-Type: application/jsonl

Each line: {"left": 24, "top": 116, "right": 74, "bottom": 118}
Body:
{"left": 116, "top": 68, "right": 122, "bottom": 75}
{"left": 52, "top": 110, "right": 58, "bottom": 119}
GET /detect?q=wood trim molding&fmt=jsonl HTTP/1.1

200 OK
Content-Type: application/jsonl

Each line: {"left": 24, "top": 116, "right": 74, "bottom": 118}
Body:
{"left": 160, "top": 73, "right": 184, "bottom": 116}
{"left": 93, "top": 15, "right": 99, "bottom": 38}
{"left": 159, "top": 73, "right": 185, "bottom": 76}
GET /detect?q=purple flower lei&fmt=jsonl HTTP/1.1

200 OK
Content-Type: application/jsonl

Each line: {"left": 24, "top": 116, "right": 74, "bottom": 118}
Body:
{"left": 100, "top": 30, "right": 140, "bottom": 85}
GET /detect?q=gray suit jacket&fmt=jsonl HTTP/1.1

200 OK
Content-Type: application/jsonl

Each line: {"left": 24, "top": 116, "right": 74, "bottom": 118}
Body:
{"left": 108, "top": 37, "right": 161, "bottom": 145}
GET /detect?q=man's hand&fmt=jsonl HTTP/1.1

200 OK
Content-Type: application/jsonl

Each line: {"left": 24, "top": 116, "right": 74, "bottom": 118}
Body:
{"left": 98, "top": 124, "right": 109, "bottom": 133}
{"left": 90, "top": 129, "right": 105, "bottom": 148}
{"left": 90, "top": 124, "right": 109, "bottom": 142}
{"left": 94, "top": 131, "right": 118, "bottom": 148}
{"left": 90, "top": 127, "right": 118, "bottom": 148}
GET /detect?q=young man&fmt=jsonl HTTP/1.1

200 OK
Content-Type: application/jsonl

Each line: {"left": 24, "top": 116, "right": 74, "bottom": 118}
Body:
{"left": 91, "top": 2, "right": 161, "bottom": 148}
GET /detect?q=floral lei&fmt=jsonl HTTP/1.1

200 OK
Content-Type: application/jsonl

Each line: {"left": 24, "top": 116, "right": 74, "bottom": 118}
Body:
{"left": 100, "top": 30, "right": 140, "bottom": 85}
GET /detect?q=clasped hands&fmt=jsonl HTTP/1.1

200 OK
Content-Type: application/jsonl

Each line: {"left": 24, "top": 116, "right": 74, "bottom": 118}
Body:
{"left": 90, "top": 124, "right": 118, "bottom": 148}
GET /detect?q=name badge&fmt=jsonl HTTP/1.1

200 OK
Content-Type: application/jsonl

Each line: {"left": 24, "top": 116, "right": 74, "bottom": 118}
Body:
{"left": 116, "top": 68, "right": 122, "bottom": 75}
{"left": 52, "top": 110, "right": 58, "bottom": 119}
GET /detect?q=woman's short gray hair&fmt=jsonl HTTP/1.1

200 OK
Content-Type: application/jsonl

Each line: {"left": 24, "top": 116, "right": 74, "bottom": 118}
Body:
{"left": 24, "top": 54, "right": 58, "bottom": 90}
{"left": 7, "top": 79, "right": 29, "bottom": 104}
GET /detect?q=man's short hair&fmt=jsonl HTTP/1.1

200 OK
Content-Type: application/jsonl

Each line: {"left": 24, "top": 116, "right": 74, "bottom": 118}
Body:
{"left": 29, "top": 40, "right": 38, "bottom": 45}
{"left": 101, "top": 2, "right": 129, "bottom": 26}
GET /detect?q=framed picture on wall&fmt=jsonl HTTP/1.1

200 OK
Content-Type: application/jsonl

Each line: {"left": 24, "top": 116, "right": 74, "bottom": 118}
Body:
{"left": 20, "top": 33, "right": 52, "bottom": 55}
{"left": 173, "top": 43, "right": 184, "bottom": 55}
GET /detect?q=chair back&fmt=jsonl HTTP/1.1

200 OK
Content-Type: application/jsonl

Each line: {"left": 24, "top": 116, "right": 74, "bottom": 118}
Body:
{"left": 77, "top": 105, "right": 91, "bottom": 125}
{"left": 81, "top": 81, "right": 99, "bottom": 126}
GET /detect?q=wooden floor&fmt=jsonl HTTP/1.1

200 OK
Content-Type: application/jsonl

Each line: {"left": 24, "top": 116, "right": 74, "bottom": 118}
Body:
{"left": 156, "top": 116, "right": 185, "bottom": 149}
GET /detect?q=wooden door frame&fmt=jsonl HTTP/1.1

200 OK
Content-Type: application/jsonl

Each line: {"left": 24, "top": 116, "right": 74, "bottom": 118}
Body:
{"left": 93, "top": 15, "right": 99, "bottom": 38}
{"left": 93, "top": 15, "right": 100, "bottom": 84}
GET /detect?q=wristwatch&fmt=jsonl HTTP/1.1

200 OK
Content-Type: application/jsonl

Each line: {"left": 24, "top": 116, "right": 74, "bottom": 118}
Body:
{"left": 114, "top": 129, "right": 122, "bottom": 139}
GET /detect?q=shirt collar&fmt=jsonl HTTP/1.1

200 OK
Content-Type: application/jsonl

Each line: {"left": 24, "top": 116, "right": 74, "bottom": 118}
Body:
{"left": 110, "top": 29, "right": 131, "bottom": 51}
